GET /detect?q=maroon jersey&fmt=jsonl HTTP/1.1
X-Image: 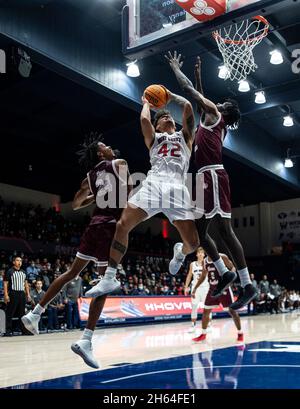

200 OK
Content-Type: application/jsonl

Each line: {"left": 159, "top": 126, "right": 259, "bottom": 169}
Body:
{"left": 203, "top": 256, "right": 234, "bottom": 308}
{"left": 87, "top": 160, "right": 124, "bottom": 225}
{"left": 204, "top": 257, "right": 220, "bottom": 291}
{"left": 194, "top": 113, "right": 227, "bottom": 169}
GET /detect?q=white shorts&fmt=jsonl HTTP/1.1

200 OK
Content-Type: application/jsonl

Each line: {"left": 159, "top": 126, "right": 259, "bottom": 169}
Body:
{"left": 128, "top": 177, "right": 194, "bottom": 223}
{"left": 191, "top": 284, "right": 209, "bottom": 306}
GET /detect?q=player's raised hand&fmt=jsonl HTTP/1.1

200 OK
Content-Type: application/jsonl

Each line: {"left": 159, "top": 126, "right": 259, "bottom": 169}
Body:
{"left": 164, "top": 50, "right": 184, "bottom": 71}
{"left": 194, "top": 56, "right": 201, "bottom": 77}
{"left": 141, "top": 94, "right": 155, "bottom": 109}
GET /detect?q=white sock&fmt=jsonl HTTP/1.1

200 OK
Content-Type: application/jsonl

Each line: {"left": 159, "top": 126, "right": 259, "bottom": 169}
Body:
{"left": 213, "top": 258, "right": 228, "bottom": 276}
{"left": 238, "top": 268, "right": 251, "bottom": 288}
{"left": 32, "top": 304, "right": 45, "bottom": 316}
{"left": 238, "top": 329, "right": 243, "bottom": 335}
{"left": 202, "top": 329, "right": 207, "bottom": 334}
{"left": 106, "top": 267, "right": 117, "bottom": 279}
{"left": 81, "top": 328, "right": 93, "bottom": 341}
{"left": 191, "top": 322, "right": 196, "bottom": 327}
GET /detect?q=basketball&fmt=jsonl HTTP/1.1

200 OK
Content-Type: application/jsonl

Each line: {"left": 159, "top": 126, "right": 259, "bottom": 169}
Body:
{"left": 144, "top": 84, "right": 169, "bottom": 108}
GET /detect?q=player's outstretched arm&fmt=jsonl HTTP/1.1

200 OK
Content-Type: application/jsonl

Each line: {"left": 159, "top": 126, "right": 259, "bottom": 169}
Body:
{"left": 140, "top": 96, "right": 155, "bottom": 150}
{"left": 194, "top": 56, "right": 204, "bottom": 95}
{"left": 72, "top": 178, "right": 95, "bottom": 211}
{"left": 165, "top": 51, "right": 218, "bottom": 116}
{"left": 194, "top": 56, "right": 204, "bottom": 114}
{"left": 167, "top": 90, "right": 195, "bottom": 146}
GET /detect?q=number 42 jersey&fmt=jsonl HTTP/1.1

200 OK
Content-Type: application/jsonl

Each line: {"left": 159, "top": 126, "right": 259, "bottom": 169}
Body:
{"left": 148, "top": 130, "right": 191, "bottom": 181}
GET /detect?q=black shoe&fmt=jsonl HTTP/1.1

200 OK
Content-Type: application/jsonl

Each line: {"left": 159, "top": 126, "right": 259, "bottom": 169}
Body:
{"left": 211, "top": 271, "right": 237, "bottom": 298}
{"left": 3, "top": 332, "right": 13, "bottom": 337}
{"left": 230, "top": 284, "right": 258, "bottom": 310}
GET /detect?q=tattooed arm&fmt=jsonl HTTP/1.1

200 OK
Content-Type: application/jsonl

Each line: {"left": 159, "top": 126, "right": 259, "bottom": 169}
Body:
{"left": 166, "top": 89, "right": 195, "bottom": 148}
{"left": 140, "top": 95, "right": 155, "bottom": 150}
{"left": 165, "top": 51, "right": 218, "bottom": 119}
{"left": 194, "top": 56, "right": 204, "bottom": 114}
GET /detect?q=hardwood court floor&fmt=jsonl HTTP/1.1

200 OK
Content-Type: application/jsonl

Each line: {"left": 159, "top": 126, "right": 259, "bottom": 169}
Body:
{"left": 1, "top": 312, "right": 300, "bottom": 389}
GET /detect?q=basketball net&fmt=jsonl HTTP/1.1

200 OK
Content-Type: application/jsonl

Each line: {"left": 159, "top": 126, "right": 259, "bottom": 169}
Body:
{"left": 213, "top": 15, "right": 269, "bottom": 81}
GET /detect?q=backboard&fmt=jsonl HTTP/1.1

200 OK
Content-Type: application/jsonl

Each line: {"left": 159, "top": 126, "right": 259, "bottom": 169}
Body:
{"left": 122, "top": 0, "right": 263, "bottom": 58}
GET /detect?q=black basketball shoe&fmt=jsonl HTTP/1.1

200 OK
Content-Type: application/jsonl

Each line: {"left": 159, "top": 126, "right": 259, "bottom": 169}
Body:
{"left": 229, "top": 284, "right": 258, "bottom": 310}
{"left": 211, "top": 271, "right": 237, "bottom": 298}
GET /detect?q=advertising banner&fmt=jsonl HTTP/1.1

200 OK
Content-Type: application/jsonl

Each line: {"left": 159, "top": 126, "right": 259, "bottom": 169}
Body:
{"left": 78, "top": 296, "right": 247, "bottom": 325}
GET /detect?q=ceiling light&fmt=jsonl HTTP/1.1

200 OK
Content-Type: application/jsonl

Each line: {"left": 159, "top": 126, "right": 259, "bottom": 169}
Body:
{"left": 238, "top": 79, "right": 250, "bottom": 92}
{"left": 255, "top": 91, "right": 266, "bottom": 104}
{"left": 284, "top": 158, "right": 293, "bottom": 168}
{"left": 283, "top": 115, "right": 294, "bottom": 127}
{"left": 270, "top": 50, "right": 283, "bottom": 65}
{"left": 126, "top": 60, "right": 140, "bottom": 77}
{"left": 218, "top": 65, "right": 230, "bottom": 79}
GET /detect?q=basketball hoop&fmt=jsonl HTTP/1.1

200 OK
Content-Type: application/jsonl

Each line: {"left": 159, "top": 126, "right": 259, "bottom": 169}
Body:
{"left": 213, "top": 15, "right": 269, "bottom": 81}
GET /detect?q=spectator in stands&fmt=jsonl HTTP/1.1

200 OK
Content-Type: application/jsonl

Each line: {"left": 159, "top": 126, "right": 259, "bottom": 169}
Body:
{"left": 39, "top": 265, "right": 51, "bottom": 290}
{"left": 288, "top": 290, "right": 299, "bottom": 310}
{"left": 63, "top": 276, "right": 83, "bottom": 329}
{"left": 47, "top": 290, "right": 65, "bottom": 331}
{"left": 26, "top": 261, "right": 40, "bottom": 284}
{"left": 30, "top": 279, "right": 45, "bottom": 331}
{"left": 279, "top": 288, "right": 288, "bottom": 311}
{"left": 176, "top": 282, "right": 184, "bottom": 296}
{"left": 259, "top": 275, "right": 270, "bottom": 303}
{"left": 30, "top": 279, "right": 45, "bottom": 306}
{"left": 269, "top": 279, "right": 281, "bottom": 314}
{"left": 0, "top": 269, "right": 4, "bottom": 300}
{"left": 248, "top": 273, "right": 259, "bottom": 315}
{"left": 82, "top": 271, "right": 92, "bottom": 294}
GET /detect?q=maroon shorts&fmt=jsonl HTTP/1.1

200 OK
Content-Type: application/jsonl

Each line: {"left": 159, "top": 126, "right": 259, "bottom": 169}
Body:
{"left": 204, "top": 287, "right": 234, "bottom": 309}
{"left": 76, "top": 222, "right": 116, "bottom": 267}
{"left": 198, "top": 165, "right": 231, "bottom": 219}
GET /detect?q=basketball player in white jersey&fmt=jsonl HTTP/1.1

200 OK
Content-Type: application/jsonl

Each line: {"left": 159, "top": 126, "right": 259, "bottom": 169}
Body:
{"left": 184, "top": 247, "right": 210, "bottom": 332}
{"left": 86, "top": 88, "right": 200, "bottom": 297}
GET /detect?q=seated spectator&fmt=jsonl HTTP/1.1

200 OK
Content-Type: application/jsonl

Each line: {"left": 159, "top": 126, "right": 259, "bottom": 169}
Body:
{"left": 269, "top": 279, "right": 281, "bottom": 314}
{"left": 47, "top": 273, "right": 65, "bottom": 331}
{"left": 26, "top": 261, "right": 40, "bottom": 284}
{"left": 258, "top": 275, "right": 270, "bottom": 309}
{"left": 63, "top": 275, "right": 82, "bottom": 330}
{"left": 248, "top": 273, "right": 260, "bottom": 315}
{"left": 288, "top": 290, "right": 299, "bottom": 310}
{"left": 30, "top": 279, "right": 45, "bottom": 330}
{"left": 40, "top": 265, "right": 51, "bottom": 290}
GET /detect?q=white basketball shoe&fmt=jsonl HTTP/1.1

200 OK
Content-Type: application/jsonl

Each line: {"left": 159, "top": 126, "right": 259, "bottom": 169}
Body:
{"left": 71, "top": 339, "right": 100, "bottom": 369}
{"left": 21, "top": 311, "right": 40, "bottom": 335}
{"left": 85, "top": 276, "right": 120, "bottom": 298}
{"left": 169, "top": 243, "right": 185, "bottom": 276}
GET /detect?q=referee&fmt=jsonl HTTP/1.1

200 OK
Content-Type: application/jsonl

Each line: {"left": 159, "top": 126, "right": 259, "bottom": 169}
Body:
{"left": 3, "top": 256, "right": 31, "bottom": 336}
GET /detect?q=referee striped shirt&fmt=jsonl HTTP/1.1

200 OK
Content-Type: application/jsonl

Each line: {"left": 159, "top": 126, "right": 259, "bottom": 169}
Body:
{"left": 4, "top": 268, "right": 27, "bottom": 292}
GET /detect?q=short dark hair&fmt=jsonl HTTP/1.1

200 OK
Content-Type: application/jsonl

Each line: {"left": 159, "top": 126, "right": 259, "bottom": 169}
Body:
{"left": 153, "top": 110, "right": 171, "bottom": 130}
{"left": 223, "top": 98, "right": 241, "bottom": 130}
{"left": 12, "top": 256, "right": 22, "bottom": 262}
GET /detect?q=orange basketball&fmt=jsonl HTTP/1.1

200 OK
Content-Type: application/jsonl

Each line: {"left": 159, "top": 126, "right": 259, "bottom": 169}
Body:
{"left": 144, "top": 84, "right": 169, "bottom": 108}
